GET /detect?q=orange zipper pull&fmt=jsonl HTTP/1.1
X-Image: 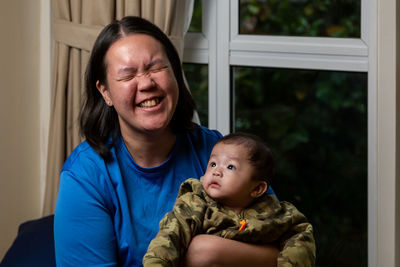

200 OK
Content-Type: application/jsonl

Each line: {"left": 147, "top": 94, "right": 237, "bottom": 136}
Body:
{"left": 238, "top": 219, "right": 247, "bottom": 231}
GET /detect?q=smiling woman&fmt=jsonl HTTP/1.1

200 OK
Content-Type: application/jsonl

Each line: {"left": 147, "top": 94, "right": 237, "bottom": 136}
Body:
{"left": 54, "top": 16, "right": 215, "bottom": 266}
{"left": 53, "top": 16, "right": 281, "bottom": 267}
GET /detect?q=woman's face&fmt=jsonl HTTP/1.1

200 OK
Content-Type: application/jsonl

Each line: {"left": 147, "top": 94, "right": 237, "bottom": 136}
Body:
{"left": 98, "top": 34, "right": 179, "bottom": 137}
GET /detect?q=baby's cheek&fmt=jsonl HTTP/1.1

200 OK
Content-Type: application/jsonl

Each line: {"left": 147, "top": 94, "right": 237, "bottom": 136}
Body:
{"left": 201, "top": 176, "right": 209, "bottom": 187}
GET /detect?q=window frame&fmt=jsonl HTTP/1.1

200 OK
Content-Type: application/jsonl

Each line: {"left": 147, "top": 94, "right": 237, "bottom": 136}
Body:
{"left": 184, "top": 0, "right": 372, "bottom": 132}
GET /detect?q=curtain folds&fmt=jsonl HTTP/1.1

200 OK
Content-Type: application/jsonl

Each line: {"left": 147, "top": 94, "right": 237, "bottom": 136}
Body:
{"left": 43, "top": 0, "right": 194, "bottom": 215}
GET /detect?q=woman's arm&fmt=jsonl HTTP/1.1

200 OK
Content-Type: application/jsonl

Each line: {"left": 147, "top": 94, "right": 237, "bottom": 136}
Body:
{"left": 183, "top": 235, "right": 279, "bottom": 267}
{"left": 54, "top": 171, "right": 117, "bottom": 267}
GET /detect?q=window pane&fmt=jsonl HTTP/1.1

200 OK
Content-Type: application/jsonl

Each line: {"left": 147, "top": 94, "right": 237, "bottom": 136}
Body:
{"left": 183, "top": 63, "right": 208, "bottom": 126}
{"left": 239, "top": 0, "right": 361, "bottom": 37}
{"left": 233, "top": 67, "right": 367, "bottom": 266}
{"left": 188, "top": 0, "right": 202, "bottom": 33}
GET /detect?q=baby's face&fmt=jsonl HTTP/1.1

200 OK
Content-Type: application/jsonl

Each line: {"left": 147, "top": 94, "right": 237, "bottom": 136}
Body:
{"left": 202, "top": 142, "right": 259, "bottom": 212}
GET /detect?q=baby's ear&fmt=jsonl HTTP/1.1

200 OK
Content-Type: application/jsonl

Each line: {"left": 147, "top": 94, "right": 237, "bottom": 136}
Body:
{"left": 250, "top": 181, "right": 268, "bottom": 198}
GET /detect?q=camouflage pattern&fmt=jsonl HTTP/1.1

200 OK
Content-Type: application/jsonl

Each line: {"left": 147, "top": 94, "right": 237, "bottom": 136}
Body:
{"left": 143, "top": 178, "right": 316, "bottom": 267}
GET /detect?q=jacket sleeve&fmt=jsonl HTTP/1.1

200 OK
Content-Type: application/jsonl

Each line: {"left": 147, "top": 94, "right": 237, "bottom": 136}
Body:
{"left": 143, "top": 182, "right": 206, "bottom": 267}
{"left": 277, "top": 201, "right": 316, "bottom": 267}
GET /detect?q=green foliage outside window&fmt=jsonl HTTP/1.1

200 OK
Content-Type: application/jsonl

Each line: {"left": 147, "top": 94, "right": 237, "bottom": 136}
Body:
{"left": 233, "top": 67, "right": 367, "bottom": 266}
{"left": 239, "top": 0, "right": 361, "bottom": 37}
{"left": 188, "top": 0, "right": 202, "bottom": 32}
{"left": 183, "top": 63, "right": 209, "bottom": 126}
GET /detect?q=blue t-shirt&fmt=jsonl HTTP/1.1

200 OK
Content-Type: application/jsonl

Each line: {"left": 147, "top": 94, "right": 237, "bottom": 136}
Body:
{"left": 54, "top": 126, "right": 222, "bottom": 266}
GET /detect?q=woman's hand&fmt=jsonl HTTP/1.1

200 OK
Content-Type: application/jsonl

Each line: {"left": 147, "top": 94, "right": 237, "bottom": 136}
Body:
{"left": 182, "top": 234, "right": 279, "bottom": 267}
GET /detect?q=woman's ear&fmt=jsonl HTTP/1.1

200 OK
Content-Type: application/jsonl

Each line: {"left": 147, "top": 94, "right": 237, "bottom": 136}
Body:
{"left": 96, "top": 80, "right": 113, "bottom": 106}
{"left": 250, "top": 181, "right": 268, "bottom": 198}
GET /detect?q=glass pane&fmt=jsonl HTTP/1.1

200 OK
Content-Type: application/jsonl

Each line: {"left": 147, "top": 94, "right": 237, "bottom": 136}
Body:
{"left": 233, "top": 67, "right": 367, "bottom": 266}
{"left": 183, "top": 63, "right": 208, "bottom": 126}
{"left": 239, "top": 0, "right": 361, "bottom": 38}
{"left": 188, "top": 0, "right": 202, "bottom": 33}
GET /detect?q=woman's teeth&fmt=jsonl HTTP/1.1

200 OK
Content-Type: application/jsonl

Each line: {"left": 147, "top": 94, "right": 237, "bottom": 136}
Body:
{"left": 139, "top": 98, "right": 159, "bottom": 108}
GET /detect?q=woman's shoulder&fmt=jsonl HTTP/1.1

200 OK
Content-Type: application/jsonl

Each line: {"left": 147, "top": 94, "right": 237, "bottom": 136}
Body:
{"left": 186, "top": 124, "right": 222, "bottom": 145}
{"left": 61, "top": 140, "right": 107, "bottom": 176}
{"left": 180, "top": 125, "right": 222, "bottom": 160}
{"left": 59, "top": 140, "right": 118, "bottom": 204}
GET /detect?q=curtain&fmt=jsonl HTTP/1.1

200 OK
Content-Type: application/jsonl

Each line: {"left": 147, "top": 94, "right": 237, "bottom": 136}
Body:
{"left": 43, "top": 0, "right": 194, "bottom": 216}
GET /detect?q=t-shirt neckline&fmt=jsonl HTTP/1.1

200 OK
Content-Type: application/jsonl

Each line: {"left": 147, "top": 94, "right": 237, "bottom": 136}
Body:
{"left": 118, "top": 134, "right": 181, "bottom": 174}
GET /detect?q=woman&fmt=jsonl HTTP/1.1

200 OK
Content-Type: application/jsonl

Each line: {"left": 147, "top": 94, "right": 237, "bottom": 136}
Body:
{"left": 54, "top": 16, "right": 279, "bottom": 266}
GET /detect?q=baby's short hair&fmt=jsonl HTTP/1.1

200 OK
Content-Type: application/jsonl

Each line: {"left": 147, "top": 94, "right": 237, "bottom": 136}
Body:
{"left": 216, "top": 132, "right": 274, "bottom": 184}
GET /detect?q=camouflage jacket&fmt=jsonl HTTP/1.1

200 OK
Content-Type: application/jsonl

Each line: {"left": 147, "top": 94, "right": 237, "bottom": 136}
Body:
{"left": 143, "top": 178, "right": 315, "bottom": 267}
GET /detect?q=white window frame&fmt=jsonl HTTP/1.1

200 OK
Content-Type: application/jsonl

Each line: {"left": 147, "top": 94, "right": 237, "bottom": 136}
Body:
{"left": 183, "top": 0, "right": 399, "bottom": 266}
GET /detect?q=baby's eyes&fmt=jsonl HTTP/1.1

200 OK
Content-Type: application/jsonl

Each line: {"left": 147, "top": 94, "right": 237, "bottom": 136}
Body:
{"left": 208, "top": 162, "right": 236, "bottom": 170}
{"left": 227, "top": 165, "right": 236, "bottom": 170}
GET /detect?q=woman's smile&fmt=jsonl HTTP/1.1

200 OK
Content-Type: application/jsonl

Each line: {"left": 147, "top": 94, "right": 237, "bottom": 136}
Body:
{"left": 138, "top": 97, "right": 162, "bottom": 108}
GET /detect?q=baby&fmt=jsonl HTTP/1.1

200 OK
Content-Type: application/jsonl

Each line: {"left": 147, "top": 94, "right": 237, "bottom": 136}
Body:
{"left": 143, "top": 132, "right": 316, "bottom": 267}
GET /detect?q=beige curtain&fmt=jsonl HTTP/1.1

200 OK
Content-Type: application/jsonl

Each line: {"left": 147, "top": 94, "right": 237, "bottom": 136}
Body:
{"left": 43, "top": 0, "right": 194, "bottom": 216}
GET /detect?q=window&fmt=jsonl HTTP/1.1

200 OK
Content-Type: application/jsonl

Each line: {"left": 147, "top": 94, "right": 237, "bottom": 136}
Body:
{"left": 183, "top": 0, "right": 386, "bottom": 266}
{"left": 233, "top": 67, "right": 367, "bottom": 265}
{"left": 183, "top": 63, "right": 209, "bottom": 126}
{"left": 239, "top": 0, "right": 361, "bottom": 37}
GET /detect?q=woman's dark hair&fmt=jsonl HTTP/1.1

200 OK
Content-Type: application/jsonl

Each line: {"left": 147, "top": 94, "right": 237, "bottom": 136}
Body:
{"left": 80, "top": 16, "right": 196, "bottom": 159}
{"left": 216, "top": 132, "right": 275, "bottom": 185}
